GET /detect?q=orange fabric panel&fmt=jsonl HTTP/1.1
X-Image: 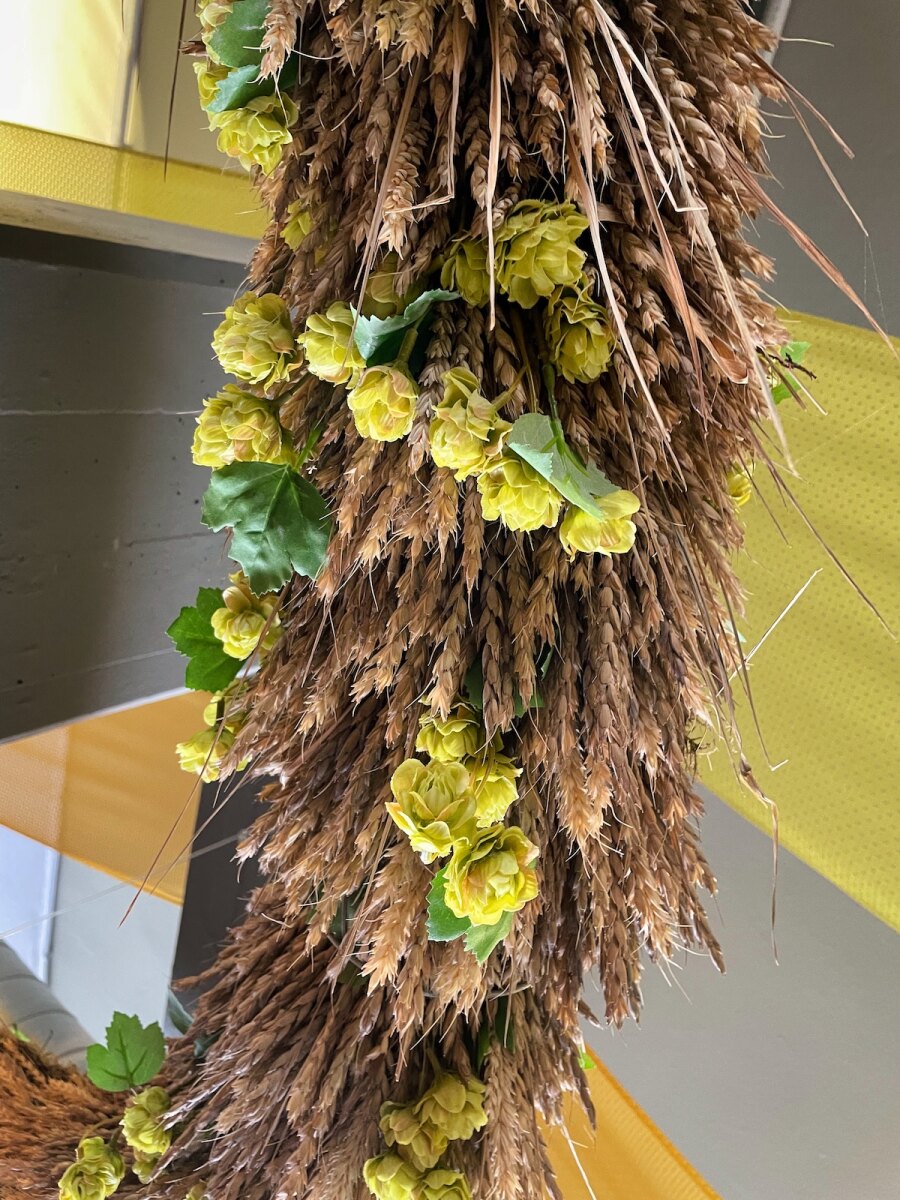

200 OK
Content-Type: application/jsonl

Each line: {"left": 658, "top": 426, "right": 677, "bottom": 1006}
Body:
{"left": 0, "top": 694, "right": 205, "bottom": 902}
{"left": 545, "top": 1055, "right": 719, "bottom": 1200}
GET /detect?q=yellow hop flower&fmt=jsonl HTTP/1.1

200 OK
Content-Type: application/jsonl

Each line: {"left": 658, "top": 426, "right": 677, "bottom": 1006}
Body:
{"left": 347, "top": 365, "right": 418, "bottom": 442}
{"left": 440, "top": 237, "right": 490, "bottom": 307}
{"left": 130, "top": 1152, "right": 158, "bottom": 1185}
{"left": 379, "top": 1102, "right": 448, "bottom": 1171}
{"left": 192, "top": 386, "right": 291, "bottom": 469}
{"left": 361, "top": 252, "right": 423, "bottom": 319}
{"left": 198, "top": 0, "right": 232, "bottom": 62}
{"left": 212, "top": 292, "right": 297, "bottom": 388}
{"left": 363, "top": 1153, "right": 422, "bottom": 1200}
{"left": 429, "top": 368, "right": 510, "bottom": 481}
{"left": 494, "top": 200, "right": 588, "bottom": 309}
{"left": 184, "top": 1187, "right": 208, "bottom": 1200}
{"left": 198, "top": 0, "right": 232, "bottom": 34}
{"left": 210, "top": 93, "right": 298, "bottom": 175}
{"left": 416, "top": 704, "right": 483, "bottom": 763}
{"left": 210, "top": 572, "right": 281, "bottom": 660}
{"left": 558, "top": 490, "right": 640, "bottom": 559}
{"left": 476, "top": 454, "right": 563, "bottom": 532}
{"left": 444, "top": 824, "right": 539, "bottom": 926}
{"left": 415, "top": 1071, "right": 487, "bottom": 1144}
{"left": 387, "top": 759, "right": 477, "bottom": 863}
{"left": 726, "top": 464, "right": 754, "bottom": 507}
{"left": 193, "top": 61, "right": 228, "bottom": 110}
{"left": 202, "top": 680, "right": 248, "bottom": 733}
{"left": 467, "top": 752, "right": 521, "bottom": 826}
{"left": 419, "top": 1168, "right": 473, "bottom": 1200}
{"left": 281, "top": 201, "right": 311, "bottom": 251}
{"left": 58, "top": 1136, "right": 125, "bottom": 1200}
{"left": 297, "top": 302, "right": 365, "bottom": 386}
{"left": 176, "top": 726, "right": 234, "bottom": 783}
{"left": 545, "top": 284, "right": 615, "bottom": 383}
{"left": 121, "top": 1087, "right": 171, "bottom": 1159}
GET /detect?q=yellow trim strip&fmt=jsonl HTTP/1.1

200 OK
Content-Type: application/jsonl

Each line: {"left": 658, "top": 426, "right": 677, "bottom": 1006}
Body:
{"left": 544, "top": 1051, "right": 720, "bottom": 1199}
{"left": 0, "top": 121, "right": 266, "bottom": 239}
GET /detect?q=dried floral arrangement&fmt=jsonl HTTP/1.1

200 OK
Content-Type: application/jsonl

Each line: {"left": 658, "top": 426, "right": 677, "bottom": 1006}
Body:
{"left": 1, "top": 1, "right": 874, "bottom": 1198}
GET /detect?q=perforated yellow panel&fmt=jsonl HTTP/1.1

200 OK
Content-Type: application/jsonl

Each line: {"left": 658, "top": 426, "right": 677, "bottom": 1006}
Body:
{"left": 0, "top": 121, "right": 265, "bottom": 238}
{"left": 703, "top": 313, "right": 900, "bottom": 930}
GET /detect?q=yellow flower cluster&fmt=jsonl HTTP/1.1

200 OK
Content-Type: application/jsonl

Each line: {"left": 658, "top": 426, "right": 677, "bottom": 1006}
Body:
{"left": 176, "top": 677, "right": 249, "bottom": 783}
{"left": 726, "top": 463, "right": 754, "bottom": 507}
{"left": 211, "top": 572, "right": 281, "bottom": 660}
{"left": 364, "top": 1069, "right": 485, "bottom": 1200}
{"left": 212, "top": 292, "right": 298, "bottom": 389}
{"left": 388, "top": 703, "right": 535, "bottom": 928}
{"left": 210, "top": 94, "right": 298, "bottom": 175}
{"left": 281, "top": 201, "right": 311, "bottom": 251}
{"left": 495, "top": 201, "right": 588, "bottom": 308}
{"left": 438, "top": 203, "right": 615, "bottom": 387}
{"left": 440, "top": 237, "right": 490, "bottom": 307}
{"left": 192, "top": 385, "right": 294, "bottom": 469}
{"left": 348, "top": 365, "right": 418, "bottom": 442}
{"left": 428, "top": 368, "right": 510, "bottom": 481}
{"left": 58, "top": 1137, "right": 125, "bottom": 1200}
{"left": 297, "top": 282, "right": 424, "bottom": 444}
{"left": 121, "top": 1086, "right": 171, "bottom": 1183}
{"left": 544, "top": 283, "right": 615, "bottom": 384}
{"left": 297, "top": 302, "right": 365, "bottom": 386}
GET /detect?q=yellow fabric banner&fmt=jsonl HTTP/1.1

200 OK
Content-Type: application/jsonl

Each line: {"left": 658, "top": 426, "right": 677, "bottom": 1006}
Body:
{"left": 703, "top": 313, "right": 900, "bottom": 930}
{"left": 0, "top": 694, "right": 204, "bottom": 903}
{"left": 546, "top": 1057, "right": 719, "bottom": 1200}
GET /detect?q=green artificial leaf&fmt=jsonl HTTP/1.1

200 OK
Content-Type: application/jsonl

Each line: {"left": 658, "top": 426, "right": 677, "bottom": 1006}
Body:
{"left": 167, "top": 587, "right": 242, "bottom": 692}
{"left": 166, "top": 990, "right": 194, "bottom": 1036}
{"left": 475, "top": 1016, "right": 493, "bottom": 1070}
{"left": 426, "top": 867, "right": 471, "bottom": 942}
{"left": 475, "top": 997, "right": 515, "bottom": 1068}
{"left": 208, "top": 0, "right": 269, "bottom": 68}
{"left": 352, "top": 289, "right": 458, "bottom": 365}
{"left": 578, "top": 1048, "right": 596, "bottom": 1071}
{"left": 206, "top": 57, "right": 299, "bottom": 113}
{"left": 784, "top": 340, "right": 811, "bottom": 363}
{"left": 506, "top": 413, "right": 619, "bottom": 521}
{"left": 85, "top": 1012, "right": 166, "bottom": 1092}
{"left": 463, "top": 911, "right": 514, "bottom": 963}
{"left": 202, "top": 462, "right": 332, "bottom": 594}
{"left": 193, "top": 1030, "right": 221, "bottom": 1061}
{"left": 513, "top": 688, "right": 544, "bottom": 719}
{"left": 771, "top": 340, "right": 812, "bottom": 404}
{"left": 464, "top": 660, "right": 484, "bottom": 711}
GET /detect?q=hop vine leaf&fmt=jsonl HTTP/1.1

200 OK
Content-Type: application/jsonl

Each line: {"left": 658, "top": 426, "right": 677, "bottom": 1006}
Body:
{"left": 426, "top": 867, "right": 471, "bottom": 942}
{"left": 201, "top": 462, "right": 331, "bottom": 594}
{"left": 208, "top": 0, "right": 269, "bottom": 68}
{"left": 85, "top": 1012, "right": 166, "bottom": 1093}
{"left": 352, "top": 288, "right": 458, "bottom": 365}
{"left": 463, "top": 912, "right": 514, "bottom": 963}
{"left": 167, "top": 587, "right": 242, "bottom": 692}
{"left": 505, "top": 413, "right": 619, "bottom": 520}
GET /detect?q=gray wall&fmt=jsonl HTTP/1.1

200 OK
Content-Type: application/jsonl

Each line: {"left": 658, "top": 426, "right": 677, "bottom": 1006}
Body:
{"left": 0, "top": 228, "right": 245, "bottom": 739}
{"left": 761, "top": 0, "right": 900, "bottom": 332}
{"left": 588, "top": 794, "right": 900, "bottom": 1200}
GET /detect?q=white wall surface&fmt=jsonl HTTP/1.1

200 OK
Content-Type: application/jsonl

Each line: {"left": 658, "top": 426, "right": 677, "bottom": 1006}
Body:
{"left": 587, "top": 795, "right": 900, "bottom": 1200}
{"left": 0, "top": 826, "right": 58, "bottom": 979}
{"left": 48, "top": 856, "right": 181, "bottom": 1041}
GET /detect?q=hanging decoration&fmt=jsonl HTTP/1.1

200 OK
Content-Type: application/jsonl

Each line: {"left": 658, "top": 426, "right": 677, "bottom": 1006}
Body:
{"left": 6, "top": 2, "right": 881, "bottom": 1198}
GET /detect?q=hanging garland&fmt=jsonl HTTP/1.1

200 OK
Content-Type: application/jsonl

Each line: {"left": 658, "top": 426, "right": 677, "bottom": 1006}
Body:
{"left": 5, "top": 3, "right": 870, "bottom": 1199}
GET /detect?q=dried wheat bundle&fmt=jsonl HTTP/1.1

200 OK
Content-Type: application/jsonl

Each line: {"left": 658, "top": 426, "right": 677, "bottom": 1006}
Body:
{"left": 3, "top": 2, "right": 866, "bottom": 1198}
